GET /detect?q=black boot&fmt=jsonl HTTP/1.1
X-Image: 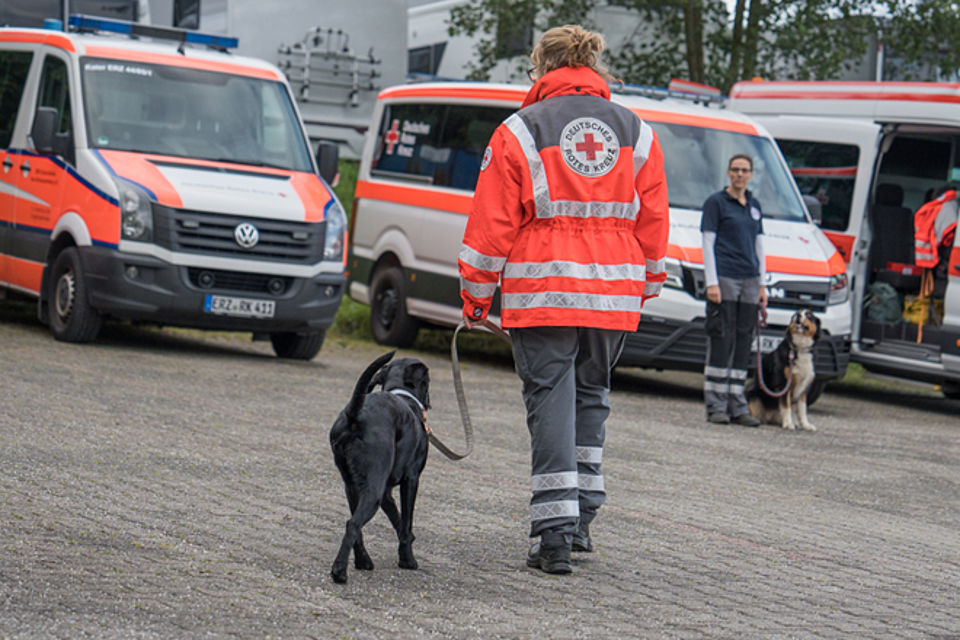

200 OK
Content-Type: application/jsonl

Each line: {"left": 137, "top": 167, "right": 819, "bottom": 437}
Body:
{"left": 572, "top": 521, "right": 592, "bottom": 553}
{"left": 526, "top": 530, "right": 572, "bottom": 574}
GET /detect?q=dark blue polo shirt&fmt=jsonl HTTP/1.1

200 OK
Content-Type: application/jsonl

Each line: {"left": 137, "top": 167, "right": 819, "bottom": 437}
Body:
{"left": 701, "top": 188, "right": 764, "bottom": 278}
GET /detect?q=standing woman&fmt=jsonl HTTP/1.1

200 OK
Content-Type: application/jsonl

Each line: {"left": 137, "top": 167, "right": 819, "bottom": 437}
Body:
{"left": 458, "top": 25, "right": 670, "bottom": 574}
{"left": 701, "top": 153, "right": 767, "bottom": 426}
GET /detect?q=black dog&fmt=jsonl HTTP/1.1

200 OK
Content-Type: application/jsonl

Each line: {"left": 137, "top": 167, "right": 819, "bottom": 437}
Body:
{"left": 746, "top": 309, "right": 821, "bottom": 431}
{"left": 329, "top": 351, "right": 430, "bottom": 584}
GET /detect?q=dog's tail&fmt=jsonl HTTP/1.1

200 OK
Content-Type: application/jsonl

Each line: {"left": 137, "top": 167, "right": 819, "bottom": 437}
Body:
{"left": 343, "top": 351, "right": 395, "bottom": 425}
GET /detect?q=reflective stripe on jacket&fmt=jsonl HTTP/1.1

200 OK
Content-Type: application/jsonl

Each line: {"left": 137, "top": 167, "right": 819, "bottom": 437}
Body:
{"left": 458, "top": 66, "right": 670, "bottom": 330}
{"left": 914, "top": 190, "right": 958, "bottom": 268}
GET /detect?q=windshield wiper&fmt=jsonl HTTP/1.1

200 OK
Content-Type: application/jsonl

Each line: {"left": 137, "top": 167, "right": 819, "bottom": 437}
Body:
{"left": 207, "top": 158, "right": 292, "bottom": 171}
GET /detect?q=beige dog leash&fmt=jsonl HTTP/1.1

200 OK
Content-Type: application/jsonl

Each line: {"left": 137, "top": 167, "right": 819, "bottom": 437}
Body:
{"left": 430, "top": 319, "right": 511, "bottom": 461}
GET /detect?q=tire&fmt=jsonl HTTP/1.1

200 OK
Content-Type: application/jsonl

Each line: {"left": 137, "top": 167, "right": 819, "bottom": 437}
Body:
{"left": 370, "top": 264, "right": 419, "bottom": 347}
{"left": 942, "top": 380, "right": 960, "bottom": 400}
{"left": 48, "top": 247, "right": 101, "bottom": 343}
{"left": 270, "top": 330, "right": 325, "bottom": 360}
{"left": 805, "top": 379, "right": 827, "bottom": 406}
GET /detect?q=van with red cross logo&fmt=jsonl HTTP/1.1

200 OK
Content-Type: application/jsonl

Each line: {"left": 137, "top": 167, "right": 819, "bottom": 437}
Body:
{"left": 348, "top": 81, "right": 851, "bottom": 396}
{"left": 0, "top": 15, "right": 345, "bottom": 359}
{"left": 731, "top": 80, "right": 960, "bottom": 398}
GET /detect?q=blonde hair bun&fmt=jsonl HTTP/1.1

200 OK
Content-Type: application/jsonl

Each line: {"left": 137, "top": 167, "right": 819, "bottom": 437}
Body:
{"left": 530, "top": 25, "right": 614, "bottom": 82}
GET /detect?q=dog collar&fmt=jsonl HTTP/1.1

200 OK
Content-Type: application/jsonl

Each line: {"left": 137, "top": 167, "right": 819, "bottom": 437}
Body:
{"left": 389, "top": 388, "right": 425, "bottom": 412}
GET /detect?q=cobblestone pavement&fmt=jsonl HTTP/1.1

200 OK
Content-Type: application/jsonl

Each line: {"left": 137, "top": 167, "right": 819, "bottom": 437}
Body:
{"left": 1, "top": 306, "right": 959, "bottom": 639}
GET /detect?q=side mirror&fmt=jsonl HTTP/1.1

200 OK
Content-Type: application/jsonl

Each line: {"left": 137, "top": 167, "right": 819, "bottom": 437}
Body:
{"left": 316, "top": 139, "right": 339, "bottom": 185}
{"left": 31, "top": 107, "right": 58, "bottom": 154}
{"left": 802, "top": 194, "right": 823, "bottom": 226}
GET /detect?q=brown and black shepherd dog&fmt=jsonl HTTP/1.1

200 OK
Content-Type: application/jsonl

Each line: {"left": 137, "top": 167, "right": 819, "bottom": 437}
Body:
{"left": 746, "top": 309, "right": 821, "bottom": 431}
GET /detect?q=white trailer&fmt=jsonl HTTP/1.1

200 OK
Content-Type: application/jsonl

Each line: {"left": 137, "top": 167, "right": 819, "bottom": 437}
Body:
{"left": 149, "top": 0, "right": 409, "bottom": 157}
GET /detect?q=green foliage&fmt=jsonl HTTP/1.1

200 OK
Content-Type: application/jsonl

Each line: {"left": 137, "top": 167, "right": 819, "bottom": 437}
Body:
{"left": 445, "top": 0, "right": 960, "bottom": 91}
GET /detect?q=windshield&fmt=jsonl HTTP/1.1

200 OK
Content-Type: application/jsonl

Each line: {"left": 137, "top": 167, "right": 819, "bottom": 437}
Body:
{"left": 80, "top": 58, "right": 313, "bottom": 172}
{"left": 648, "top": 120, "right": 807, "bottom": 220}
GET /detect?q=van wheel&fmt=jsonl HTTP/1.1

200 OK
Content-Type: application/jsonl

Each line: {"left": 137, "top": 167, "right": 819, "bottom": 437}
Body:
{"left": 270, "top": 330, "right": 325, "bottom": 360}
{"left": 49, "top": 248, "right": 101, "bottom": 343}
{"left": 942, "top": 381, "right": 960, "bottom": 400}
{"left": 805, "top": 379, "right": 827, "bottom": 406}
{"left": 370, "top": 265, "right": 419, "bottom": 347}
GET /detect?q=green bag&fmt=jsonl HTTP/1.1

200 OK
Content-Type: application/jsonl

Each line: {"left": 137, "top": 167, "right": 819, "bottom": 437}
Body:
{"left": 864, "top": 281, "right": 902, "bottom": 323}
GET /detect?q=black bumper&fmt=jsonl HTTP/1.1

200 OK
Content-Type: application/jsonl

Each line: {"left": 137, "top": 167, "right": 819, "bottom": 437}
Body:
{"left": 79, "top": 246, "right": 344, "bottom": 333}
{"left": 617, "top": 316, "right": 850, "bottom": 380}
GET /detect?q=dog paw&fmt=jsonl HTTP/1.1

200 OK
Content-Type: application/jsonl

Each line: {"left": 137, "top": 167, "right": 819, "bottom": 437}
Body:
{"left": 781, "top": 420, "right": 796, "bottom": 430}
{"left": 800, "top": 422, "right": 817, "bottom": 432}
{"left": 354, "top": 551, "right": 374, "bottom": 571}
{"left": 331, "top": 564, "right": 348, "bottom": 584}
{"left": 398, "top": 551, "right": 418, "bottom": 570}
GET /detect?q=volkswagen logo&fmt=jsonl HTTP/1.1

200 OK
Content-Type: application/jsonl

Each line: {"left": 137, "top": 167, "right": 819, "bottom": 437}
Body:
{"left": 234, "top": 222, "right": 259, "bottom": 249}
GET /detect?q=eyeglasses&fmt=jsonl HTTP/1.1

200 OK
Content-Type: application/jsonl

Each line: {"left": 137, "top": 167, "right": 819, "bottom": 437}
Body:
{"left": 729, "top": 167, "right": 753, "bottom": 174}
{"left": 527, "top": 67, "right": 537, "bottom": 82}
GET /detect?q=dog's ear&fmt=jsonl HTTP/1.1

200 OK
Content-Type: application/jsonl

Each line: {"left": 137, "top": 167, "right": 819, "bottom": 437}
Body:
{"left": 405, "top": 362, "right": 431, "bottom": 410}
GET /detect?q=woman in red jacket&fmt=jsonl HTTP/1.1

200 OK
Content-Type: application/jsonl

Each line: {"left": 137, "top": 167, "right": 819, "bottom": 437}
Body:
{"left": 459, "top": 25, "right": 670, "bottom": 574}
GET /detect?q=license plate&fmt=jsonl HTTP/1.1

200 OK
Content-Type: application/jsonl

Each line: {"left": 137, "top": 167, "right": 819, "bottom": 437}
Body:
{"left": 754, "top": 335, "right": 782, "bottom": 353}
{"left": 203, "top": 294, "right": 275, "bottom": 319}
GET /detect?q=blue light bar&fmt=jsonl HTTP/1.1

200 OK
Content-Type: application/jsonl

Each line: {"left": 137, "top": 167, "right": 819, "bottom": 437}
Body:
{"left": 68, "top": 14, "right": 239, "bottom": 50}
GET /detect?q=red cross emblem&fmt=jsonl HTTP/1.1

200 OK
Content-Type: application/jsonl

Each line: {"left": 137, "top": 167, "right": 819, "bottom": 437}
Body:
{"left": 576, "top": 133, "right": 605, "bottom": 161}
{"left": 384, "top": 119, "right": 401, "bottom": 155}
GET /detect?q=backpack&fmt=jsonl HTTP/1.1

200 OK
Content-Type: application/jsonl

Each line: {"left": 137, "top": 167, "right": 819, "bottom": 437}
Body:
{"left": 863, "top": 281, "right": 902, "bottom": 323}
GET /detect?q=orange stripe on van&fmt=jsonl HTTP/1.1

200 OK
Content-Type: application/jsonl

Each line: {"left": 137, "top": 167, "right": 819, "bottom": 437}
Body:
{"left": 289, "top": 173, "right": 332, "bottom": 223}
{"left": 98, "top": 150, "right": 184, "bottom": 208}
{"left": 632, "top": 109, "right": 758, "bottom": 135}
{"left": 82, "top": 46, "right": 280, "bottom": 80}
{"left": 668, "top": 244, "right": 841, "bottom": 276}
{"left": 355, "top": 179, "right": 473, "bottom": 215}
{"left": 823, "top": 231, "right": 855, "bottom": 263}
{"left": 0, "top": 31, "right": 76, "bottom": 52}
{"left": 949, "top": 246, "right": 960, "bottom": 277}
{"left": 5, "top": 255, "right": 43, "bottom": 294}
{"left": 791, "top": 166, "right": 857, "bottom": 177}
{"left": 377, "top": 86, "right": 527, "bottom": 103}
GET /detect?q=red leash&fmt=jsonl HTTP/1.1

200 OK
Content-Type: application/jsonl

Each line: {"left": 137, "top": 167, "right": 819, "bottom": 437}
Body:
{"left": 755, "top": 306, "right": 792, "bottom": 398}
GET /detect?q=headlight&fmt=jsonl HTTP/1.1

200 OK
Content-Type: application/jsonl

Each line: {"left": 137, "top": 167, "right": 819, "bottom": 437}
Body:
{"left": 323, "top": 198, "right": 346, "bottom": 262}
{"left": 115, "top": 179, "right": 154, "bottom": 242}
{"left": 664, "top": 258, "right": 684, "bottom": 289}
{"left": 829, "top": 272, "right": 849, "bottom": 304}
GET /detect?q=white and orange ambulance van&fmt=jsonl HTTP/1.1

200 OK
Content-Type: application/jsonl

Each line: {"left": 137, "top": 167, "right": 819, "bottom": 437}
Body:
{"left": 348, "top": 81, "right": 851, "bottom": 396}
{"left": 0, "top": 15, "right": 345, "bottom": 359}
{"left": 730, "top": 80, "right": 960, "bottom": 398}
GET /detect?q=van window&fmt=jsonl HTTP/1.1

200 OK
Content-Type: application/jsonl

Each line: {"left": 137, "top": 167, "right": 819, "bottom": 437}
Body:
{"left": 649, "top": 121, "right": 807, "bottom": 221}
{"left": 878, "top": 134, "right": 954, "bottom": 210}
{"left": 0, "top": 51, "right": 33, "bottom": 148}
{"left": 80, "top": 58, "right": 313, "bottom": 172}
{"left": 38, "top": 55, "right": 72, "bottom": 135}
{"left": 777, "top": 139, "right": 859, "bottom": 231}
{"left": 371, "top": 103, "right": 511, "bottom": 190}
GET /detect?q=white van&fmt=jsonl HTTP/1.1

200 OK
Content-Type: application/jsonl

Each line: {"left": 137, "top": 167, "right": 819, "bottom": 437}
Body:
{"left": 0, "top": 15, "right": 346, "bottom": 359}
{"left": 348, "top": 81, "right": 852, "bottom": 394}
{"left": 730, "top": 80, "right": 960, "bottom": 398}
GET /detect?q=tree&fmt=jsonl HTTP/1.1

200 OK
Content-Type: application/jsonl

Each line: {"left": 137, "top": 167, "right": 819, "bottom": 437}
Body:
{"left": 446, "top": 0, "right": 959, "bottom": 90}
{"left": 882, "top": 0, "right": 960, "bottom": 80}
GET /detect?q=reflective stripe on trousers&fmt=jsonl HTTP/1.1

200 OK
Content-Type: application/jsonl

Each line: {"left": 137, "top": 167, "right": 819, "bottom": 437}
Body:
{"left": 511, "top": 326, "right": 625, "bottom": 537}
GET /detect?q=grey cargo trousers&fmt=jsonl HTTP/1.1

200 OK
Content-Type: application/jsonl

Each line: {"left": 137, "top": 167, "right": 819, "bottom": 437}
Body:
{"left": 511, "top": 326, "right": 626, "bottom": 538}
{"left": 704, "top": 275, "right": 760, "bottom": 418}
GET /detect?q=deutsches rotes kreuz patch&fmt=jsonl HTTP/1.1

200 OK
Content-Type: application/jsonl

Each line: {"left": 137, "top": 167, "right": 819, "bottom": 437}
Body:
{"left": 480, "top": 146, "right": 493, "bottom": 171}
{"left": 751, "top": 206, "right": 761, "bottom": 220}
{"left": 560, "top": 117, "right": 619, "bottom": 177}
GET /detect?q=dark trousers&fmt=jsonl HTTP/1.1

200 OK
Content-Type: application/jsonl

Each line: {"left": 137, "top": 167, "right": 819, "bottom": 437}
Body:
{"left": 511, "top": 326, "right": 626, "bottom": 538}
{"left": 704, "top": 276, "right": 759, "bottom": 418}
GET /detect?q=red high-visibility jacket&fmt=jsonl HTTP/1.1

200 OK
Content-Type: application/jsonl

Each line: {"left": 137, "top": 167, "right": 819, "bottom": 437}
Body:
{"left": 458, "top": 66, "right": 670, "bottom": 330}
{"left": 914, "top": 189, "right": 958, "bottom": 268}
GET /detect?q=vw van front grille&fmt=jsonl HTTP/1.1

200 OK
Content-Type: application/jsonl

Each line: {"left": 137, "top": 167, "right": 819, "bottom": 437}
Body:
{"left": 154, "top": 205, "right": 325, "bottom": 263}
{"left": 186, "top": 268, "right": 292, "bottom": 295}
